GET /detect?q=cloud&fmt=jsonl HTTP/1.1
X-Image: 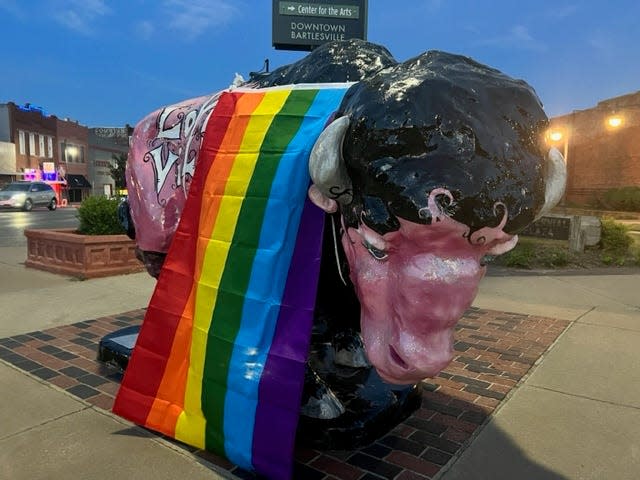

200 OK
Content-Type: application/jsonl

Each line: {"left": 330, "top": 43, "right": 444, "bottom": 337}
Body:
{"left": 51, "top": 0, "right": 111, "bottom": 35}
{"left": 161, "top": 0, "right": 239, "bottom": 41}
{"left": 476, "top": 25, "right": 547, "bottom": 52}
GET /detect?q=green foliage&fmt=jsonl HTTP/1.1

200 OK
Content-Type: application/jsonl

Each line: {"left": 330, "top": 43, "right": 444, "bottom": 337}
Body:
{"left": 539, "top": 248, "right": 569, "bottom": 267}
{"left": 499, "top": 239, "right": 569, "bottom": 269}
{"left": 600, "top": 253, "right": 614, "bottom": 265}
{"left": 493, "top": 218, "right": 640, "bottom": 270}
{"left": 599, "top": 218, "right": 633, "bottom": 266}
{"left": 601, "top": 186, "right": 640, "bottom": 212}
{"left": 109, "top": 153, "right": 128, "bottom": 190}
{"left": 77, "top": 196, "right": 126, "bottom": 235}
{"left": 600, "top": 218, "right": 632, "bottom": 253}
{"left": 501, "top": 242, "right": 534, "bottom": 269}
{"left": 628, "top": 231, "right": 640, "bottom": 266}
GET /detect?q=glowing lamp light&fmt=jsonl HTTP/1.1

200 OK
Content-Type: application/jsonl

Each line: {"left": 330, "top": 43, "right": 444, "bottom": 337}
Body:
{"left": 548, "top": 130, "right": 564, "bottom": 142}
{"left": 607, "top": 116, "right": 623, "bottom": 128}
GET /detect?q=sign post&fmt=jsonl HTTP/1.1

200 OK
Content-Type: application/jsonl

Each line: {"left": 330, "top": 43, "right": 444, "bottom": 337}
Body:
{"left": 272, "top": 0, "right": 368, "bottom": 51}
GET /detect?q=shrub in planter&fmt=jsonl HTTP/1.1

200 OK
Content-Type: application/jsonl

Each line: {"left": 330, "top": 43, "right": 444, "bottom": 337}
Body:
{"left": 77, "top": 196, "right": 126, "bottom": 235}
{"left": 25, "top": 195, "right": 143, "bottom": 278}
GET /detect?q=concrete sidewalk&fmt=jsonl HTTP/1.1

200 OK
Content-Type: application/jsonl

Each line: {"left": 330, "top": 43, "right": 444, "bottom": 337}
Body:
{"left": 0, "top": 246, "right": 230, "bottom": 479}
{"left": 439, "top": 271, "right": 640, "bottom": 480}
{"left": 1, "top": 244, "right": 639, "bottom": 479}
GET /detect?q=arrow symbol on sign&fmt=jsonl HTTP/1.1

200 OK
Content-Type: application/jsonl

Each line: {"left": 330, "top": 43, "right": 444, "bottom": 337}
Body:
{"left": 287, "top": 6, "right": 295, "bottom": 11}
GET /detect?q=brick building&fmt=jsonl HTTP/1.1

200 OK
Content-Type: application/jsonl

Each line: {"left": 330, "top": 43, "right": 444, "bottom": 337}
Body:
{"left": 56, "top": 116, "right": 91, "bottom": 203}
{"left": 88, "top": 126, "right": 133, "bottom": 197}
{"left": 0, "top": 103, "right": 57, "bottom": 185}
{"left": 548, "top": 91, "right": 640, "bottom": 207}
{"left": 0, "top": 102, "right": 93, "bottom": 203}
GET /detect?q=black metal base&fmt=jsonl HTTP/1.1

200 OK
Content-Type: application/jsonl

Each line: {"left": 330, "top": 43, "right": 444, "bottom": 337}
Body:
{"left": 297, "top": 343, "right": 422, "bottom": 450}
{"left": 97, "top": 325, "right": 140, "bottom": 371}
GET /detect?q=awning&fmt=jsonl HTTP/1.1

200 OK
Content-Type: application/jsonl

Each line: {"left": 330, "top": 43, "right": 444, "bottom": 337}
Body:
{"left": 66, "top": 174, "right": 92, "bottom": 188}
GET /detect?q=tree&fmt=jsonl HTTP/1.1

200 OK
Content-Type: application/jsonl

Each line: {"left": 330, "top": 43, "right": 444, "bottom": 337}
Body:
{"left": 109, "top": 153, "right": 128, "bottom": 190}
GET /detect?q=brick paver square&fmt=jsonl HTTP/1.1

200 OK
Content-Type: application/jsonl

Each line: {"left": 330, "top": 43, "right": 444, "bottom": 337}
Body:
{"left": 0, "top": 307, "right": 568, "bottom": 479}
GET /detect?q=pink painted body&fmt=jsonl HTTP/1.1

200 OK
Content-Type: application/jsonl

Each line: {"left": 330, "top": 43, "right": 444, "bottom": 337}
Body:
{"left": 127, "top": 94, "right": 219, "bottom": 253}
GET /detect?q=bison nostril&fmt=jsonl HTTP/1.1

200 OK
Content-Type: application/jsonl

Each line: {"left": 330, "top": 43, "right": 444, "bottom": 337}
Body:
{"left": 389, "top": 345, "right": 409, "bottom": 370}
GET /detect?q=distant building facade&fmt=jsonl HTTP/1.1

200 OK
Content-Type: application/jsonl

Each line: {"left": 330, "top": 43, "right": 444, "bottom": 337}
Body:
{"left": 88, "top": 126, "right": 132, "bottom": 197}
{"left": 0, "top": 102, "right": 57, "bottom": 186}
{"left": 0, "top": 104, "right": 17, "bottom": 184}
{"left": 549, "top": 91, "right": 640, "bottom": 207}
{"left": 0, "top": 102, "right": 93, "bottom": 203}
{"left": 0, "top": 101, "right": 133, "bottom": 203}
{"left": 56, "top": 116, "right": 91, "bottom": 203}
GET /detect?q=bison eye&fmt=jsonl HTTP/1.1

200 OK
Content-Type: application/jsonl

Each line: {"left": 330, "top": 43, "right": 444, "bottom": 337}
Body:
{"left": 363, "top": 242, "right": 388, "bottom": 261}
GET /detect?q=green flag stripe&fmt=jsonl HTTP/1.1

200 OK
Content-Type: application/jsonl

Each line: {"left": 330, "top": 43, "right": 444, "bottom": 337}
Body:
{"left": 201, "top": 89, "right": 319, "bottom": 454}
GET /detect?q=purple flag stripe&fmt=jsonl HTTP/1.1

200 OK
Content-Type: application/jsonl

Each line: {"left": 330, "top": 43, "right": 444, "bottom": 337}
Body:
{"left": 251, "top": 198, "right": 325, "bottom": 478}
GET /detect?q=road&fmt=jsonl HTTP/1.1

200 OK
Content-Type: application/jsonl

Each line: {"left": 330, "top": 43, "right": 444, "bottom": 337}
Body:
{"left": 0, "top": 207, "right": 79, "bottom": 247}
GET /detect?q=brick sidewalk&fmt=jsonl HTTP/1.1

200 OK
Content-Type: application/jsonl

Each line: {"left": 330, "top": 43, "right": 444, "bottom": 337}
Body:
{"left": 0, "top": 308, "right": 568, "bottom": 479}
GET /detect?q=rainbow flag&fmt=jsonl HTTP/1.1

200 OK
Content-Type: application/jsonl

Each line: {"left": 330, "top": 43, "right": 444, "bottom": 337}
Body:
{"left": 113, "top": 84, "right": 350, "bottom": 479}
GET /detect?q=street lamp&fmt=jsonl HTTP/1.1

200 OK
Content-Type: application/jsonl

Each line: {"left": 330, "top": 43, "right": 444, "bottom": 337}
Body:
{"left": 606, "top": 114, "right": 623, "bottom": 130}
{"left": 546, "top": 127, "right": 569, "bottom": 162}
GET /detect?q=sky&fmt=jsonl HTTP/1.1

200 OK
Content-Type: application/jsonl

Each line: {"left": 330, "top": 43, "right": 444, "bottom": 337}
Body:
{"left": 1, "top": 0, "right": 638, "bottom": 127}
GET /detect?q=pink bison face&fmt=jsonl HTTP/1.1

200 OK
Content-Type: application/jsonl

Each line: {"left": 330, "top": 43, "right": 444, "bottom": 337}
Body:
{"left": 311, "top": 187, "right": 518, "bottom": 384}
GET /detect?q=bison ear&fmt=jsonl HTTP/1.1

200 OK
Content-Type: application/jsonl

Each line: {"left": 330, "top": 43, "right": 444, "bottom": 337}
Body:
{"left": 308, "top": 184, "right": 338, "bottom": 213}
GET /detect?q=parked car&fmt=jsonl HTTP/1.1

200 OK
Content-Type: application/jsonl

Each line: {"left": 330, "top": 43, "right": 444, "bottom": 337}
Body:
{"left": 0, "top": 181, "right": 57, "bottom": 211}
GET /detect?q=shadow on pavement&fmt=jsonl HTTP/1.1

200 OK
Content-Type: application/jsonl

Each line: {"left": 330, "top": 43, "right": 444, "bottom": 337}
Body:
{"left": 440, "top": 421, "right": 568, "bottom": 480}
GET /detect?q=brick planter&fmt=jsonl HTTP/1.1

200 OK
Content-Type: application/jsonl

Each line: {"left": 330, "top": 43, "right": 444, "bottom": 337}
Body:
{"left": 24, "top": 228, "right": 144, "bottom": 279}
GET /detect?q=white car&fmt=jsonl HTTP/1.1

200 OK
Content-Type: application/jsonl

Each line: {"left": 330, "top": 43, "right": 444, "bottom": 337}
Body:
{"left": 0, "top": 181, "right": 57, "bottom": 211}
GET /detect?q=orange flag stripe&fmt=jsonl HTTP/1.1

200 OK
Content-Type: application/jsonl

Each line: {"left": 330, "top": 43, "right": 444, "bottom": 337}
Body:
{"left": 144, "top": 92, "right": 266, "bottom": 433}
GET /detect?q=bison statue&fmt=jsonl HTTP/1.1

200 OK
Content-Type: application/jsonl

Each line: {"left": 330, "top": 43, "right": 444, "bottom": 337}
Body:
{"left": 117, "top": 40, "right": 565, "bottom": 453}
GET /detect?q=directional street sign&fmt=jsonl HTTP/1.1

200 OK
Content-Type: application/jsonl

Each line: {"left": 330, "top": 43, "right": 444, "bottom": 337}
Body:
{"left": 272, "top": 0, "right": 367, "bottom": 51}
{"left": 279, "top": 2, "right": 361, "bottom": 19}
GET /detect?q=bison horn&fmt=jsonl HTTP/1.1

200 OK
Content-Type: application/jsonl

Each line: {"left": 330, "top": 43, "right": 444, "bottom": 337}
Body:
{"left": 309, "top": 116, "right": 353, "bottom": 205}
{"left": 536, "top": 147, "right": 567, "bottom": 219}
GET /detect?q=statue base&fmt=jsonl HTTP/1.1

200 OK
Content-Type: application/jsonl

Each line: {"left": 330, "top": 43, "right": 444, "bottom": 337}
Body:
{"left": 297, "top": 343, "right": 422, "bottom": 450}
{"left": 98, "top": 327, "right": 422, "bottom": 451}
{"left": 97, "top": 325, "right": 139, "bottom": 371}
